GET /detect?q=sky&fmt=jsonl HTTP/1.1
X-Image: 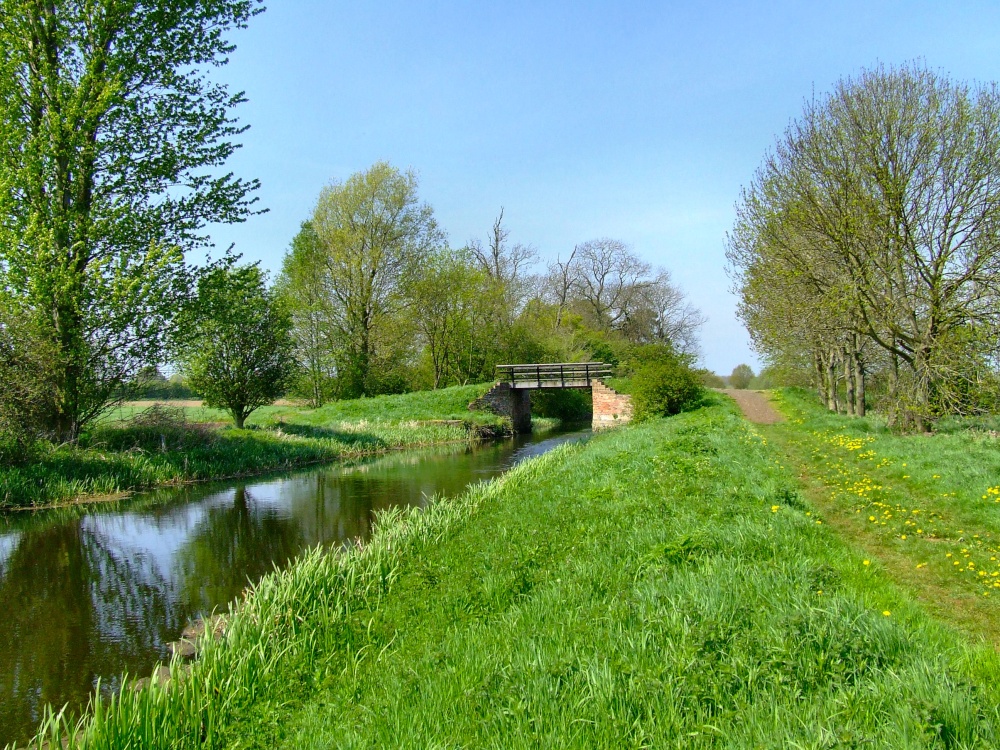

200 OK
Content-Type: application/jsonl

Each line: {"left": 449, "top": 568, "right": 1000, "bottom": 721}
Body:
{"left": 206, "top": 1, "right": 1000, "bottom": 375}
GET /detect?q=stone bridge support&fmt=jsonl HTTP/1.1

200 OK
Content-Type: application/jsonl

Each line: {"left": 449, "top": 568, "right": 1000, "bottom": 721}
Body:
{"left": 469, "top": 382, "right": 532, "bottom": 433}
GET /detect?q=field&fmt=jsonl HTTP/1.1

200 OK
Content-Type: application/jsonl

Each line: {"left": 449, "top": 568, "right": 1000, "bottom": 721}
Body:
{"left": 29, "top": 393, "right": 1000, "bottom": 749}
{"left": 0, "top": 384, "right": 525, "bottom": 509}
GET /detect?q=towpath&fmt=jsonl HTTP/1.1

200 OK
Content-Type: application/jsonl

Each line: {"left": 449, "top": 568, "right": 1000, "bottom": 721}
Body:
{"left": 721, "top": 389, "right": 784, "bottom": 424}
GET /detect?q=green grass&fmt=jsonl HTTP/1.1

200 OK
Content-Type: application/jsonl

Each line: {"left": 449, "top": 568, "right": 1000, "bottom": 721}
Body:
{"left": 0, "top": 384, "right": 532, "bottom": 509}
{"left": 27, "top": 393, "right": 1000, "bottom": 749}
{"left": 764, "top": 387, "right": 1000, "bottom": 643}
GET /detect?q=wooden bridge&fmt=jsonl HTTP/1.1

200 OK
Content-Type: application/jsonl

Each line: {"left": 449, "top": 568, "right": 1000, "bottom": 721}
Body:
{"left": 495, "top": 362, "right": 612, "bottom": 389}
{"left": 470, "top": 362, "right": 631, "bottom": 433}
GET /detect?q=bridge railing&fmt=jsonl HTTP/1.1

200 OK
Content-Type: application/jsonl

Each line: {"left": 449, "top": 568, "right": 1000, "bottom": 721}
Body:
{"left": 495, "top": 362, "right": 612, "bottom": 388}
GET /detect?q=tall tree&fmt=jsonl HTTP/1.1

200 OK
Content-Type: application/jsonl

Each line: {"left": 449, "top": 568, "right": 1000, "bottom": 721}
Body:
{"left": 0, "top": 0, "right": 264, "bottom": 440}
{"left": 311, "top": 162, "right": 444, "bottom": 397}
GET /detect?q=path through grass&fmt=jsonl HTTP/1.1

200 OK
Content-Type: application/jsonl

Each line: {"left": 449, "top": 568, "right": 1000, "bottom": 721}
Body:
{"left": 762, "top": 388, "right": 1000, "bottom": 645}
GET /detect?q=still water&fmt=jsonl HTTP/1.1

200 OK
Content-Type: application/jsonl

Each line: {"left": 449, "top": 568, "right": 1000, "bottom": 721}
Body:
{"left": 0, "top": 427, "right": 590, "bottom": 746}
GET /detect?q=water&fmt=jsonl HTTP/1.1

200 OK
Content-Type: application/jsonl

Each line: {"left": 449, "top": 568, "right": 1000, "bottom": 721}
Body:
{"left": 0, "top": 427, "right": 589, "bottom": 746}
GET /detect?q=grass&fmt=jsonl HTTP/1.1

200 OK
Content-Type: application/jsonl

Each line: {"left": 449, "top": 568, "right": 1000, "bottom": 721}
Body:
{"left": 25, "top": 393, "right": 1000, "bottom": 748}
{"left": 762, "top": 387, "right": 1000, "bottom": 645}
{"left": 0, "top": 384, "right": 536, "bottom": 509}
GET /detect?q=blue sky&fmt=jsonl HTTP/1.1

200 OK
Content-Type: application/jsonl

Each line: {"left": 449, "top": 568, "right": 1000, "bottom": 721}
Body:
{"left": 208, "top": 1, "right": 1000, "bottom": 374}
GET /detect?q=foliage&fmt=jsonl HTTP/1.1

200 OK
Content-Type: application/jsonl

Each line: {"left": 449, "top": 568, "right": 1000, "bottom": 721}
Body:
{"left": 275, "top": 222, "right": 338, "bottom": 406}
{"left": 27, "top": 400, "right": 1000, "bottom": 748}
{"left": 695, "top": 368, "right": 726, "bottom": 388}
{"left": 530, "top": 388, "right": 592, "bottom": 422}
{"left": 0, "top": 311, "right": 56, "bottom": 461}
{"left": 177, "top": 264, "right": 297, "bottom": 429}
{"left": 730, "top": 363, "right": 754, "bottom": 389}
{"left": 0, "top": 0, "right": 263, "bottom": 440}
{"left": 310, "top": 162, "right": 444, "bottom": 397}
{"left": 728, "top": 63, "right": 1000, "bottom": 426}
{"left": 629, "top": 345, "right": 703, "bottom": 420}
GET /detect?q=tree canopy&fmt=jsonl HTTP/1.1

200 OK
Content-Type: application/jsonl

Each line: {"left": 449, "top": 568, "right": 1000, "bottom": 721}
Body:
{"left": 0, "top": 0, "right": 264, "bottom": 439}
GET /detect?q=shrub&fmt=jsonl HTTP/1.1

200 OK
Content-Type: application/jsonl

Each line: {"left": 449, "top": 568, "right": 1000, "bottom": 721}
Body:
{"left": 631, "top": 355, "right": 703, "bottom": 421}
{"left": 730, "top": 363, "right": 754, "bottom": 389}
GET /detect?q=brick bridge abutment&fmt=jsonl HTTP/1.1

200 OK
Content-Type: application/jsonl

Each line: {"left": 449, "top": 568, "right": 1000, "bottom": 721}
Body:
{"left": 469, "top": 378, "right": 632, "bottom": 434}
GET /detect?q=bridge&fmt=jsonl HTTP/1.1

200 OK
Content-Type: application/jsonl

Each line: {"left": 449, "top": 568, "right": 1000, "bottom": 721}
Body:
{"left": 469, "top": 362, "right": 632, "bottom": 433}
{"left": 495, "top": 362, "right": 611, "bottom": 389}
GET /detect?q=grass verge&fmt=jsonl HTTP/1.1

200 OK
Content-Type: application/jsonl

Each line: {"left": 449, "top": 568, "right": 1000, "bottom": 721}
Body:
{"left": 25, "top": 393, "right": 1000, "bottom": 748}
{"left": 763, "top": 387, "right": 1000, "bottom": 645}
{"left": 0, "top": 384, "right": 529, "bottom": 509}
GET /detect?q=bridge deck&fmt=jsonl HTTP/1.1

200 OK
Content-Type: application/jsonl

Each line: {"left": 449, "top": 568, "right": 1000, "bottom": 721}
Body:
{"left": 496, "top": 362, "right": 612, "bottom": 389}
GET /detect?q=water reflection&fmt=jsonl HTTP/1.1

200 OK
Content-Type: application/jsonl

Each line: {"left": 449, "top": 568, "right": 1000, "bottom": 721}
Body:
{"left": 0, "top": 426, "right": 589, "bottom": 746}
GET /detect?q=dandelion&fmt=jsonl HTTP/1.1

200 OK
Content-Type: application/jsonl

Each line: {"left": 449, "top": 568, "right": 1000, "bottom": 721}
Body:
{"left": 770, "top": 505, "right": 780, "bottom": 513}
{"left": 863, "top": 560, "right": 871, "bottom": 566}
{"left": 883, "top": 611, "right": 891, "bottom": 617}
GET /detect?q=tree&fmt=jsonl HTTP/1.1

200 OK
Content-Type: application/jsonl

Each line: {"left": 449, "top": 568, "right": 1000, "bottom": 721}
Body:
{"left": 0, "top": 0, "right": 264, "bottom": 440}
{"left": 730, "top": 364, "right": 754, "bottom": 389}
{"left": 311, "top": 162, "right": 444, "bottom": 397}
{"left": 409, "top": 248, "right": 491, "bottom": 388}
{"left": 178, "top": 264, "right": 296, "bottom": 429}
{"left": 276, "top": 222, "right": 337, "bottom": 407}
{"left": 728, "top": 63, "right": 1000, "bottom": 426}
{"left": 543, "top": 238, "right": 703, "bottom": 355}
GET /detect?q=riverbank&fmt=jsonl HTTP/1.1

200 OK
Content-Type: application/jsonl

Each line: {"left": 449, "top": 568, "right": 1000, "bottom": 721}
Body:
{"left": 0, "top": 384, "right": 537, "bottom": 509}
{"left": 29, "top": 392, "right": 1000, "bottom": 748}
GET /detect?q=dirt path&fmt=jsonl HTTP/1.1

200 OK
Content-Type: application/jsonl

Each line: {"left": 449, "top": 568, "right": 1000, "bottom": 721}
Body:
{"left": 720, "top": 389, "right": 784, "bottom": 424}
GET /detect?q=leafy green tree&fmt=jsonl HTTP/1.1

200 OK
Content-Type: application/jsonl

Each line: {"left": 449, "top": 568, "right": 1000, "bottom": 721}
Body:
{"left": 0, "top": 0, "right": 264, "bottom": 440}
{"left": 276, "top": 222, "right": 338, "bottom": 407}
{"left": 730, "top": 364, "right": 754, "bottom": 389}
{"left": 178, "top": 264, "right": 296, "bottom": 429}
{"left": 311, "top": 162, "right": 444, "bottom": 397}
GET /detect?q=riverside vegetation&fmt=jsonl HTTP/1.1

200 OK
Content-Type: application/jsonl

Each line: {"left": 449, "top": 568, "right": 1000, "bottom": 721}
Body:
{"left": 0, "top": 384, "right": 535, "bottom": 509}
{"left": 24, "top": 393, "right": 1000, "bottom": 749}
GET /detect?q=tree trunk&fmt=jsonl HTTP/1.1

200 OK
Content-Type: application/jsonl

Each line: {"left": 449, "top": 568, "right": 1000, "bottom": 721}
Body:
{"left": 826, "top": 349, "right": 839, "bottom": 412}
{"left": 843, "top": 346, "right": 856, "bottom": 416}
{"left": 814, "top": 351, "right": 825, "bottom": 403}
{"left": 853, "top": 335, "right": 866, "bottom": 417}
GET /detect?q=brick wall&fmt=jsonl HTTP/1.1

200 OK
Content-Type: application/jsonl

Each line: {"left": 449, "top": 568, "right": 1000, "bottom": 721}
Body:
{"left": 591, "top": 380, "right": 633, "bottom": 430}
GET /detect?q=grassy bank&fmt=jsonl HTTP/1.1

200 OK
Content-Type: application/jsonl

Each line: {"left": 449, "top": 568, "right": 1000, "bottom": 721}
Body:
{"left": 29, "top": 394, "right": 1000, "bottom": 748}
{"left": 765, "top": 387, "right": 1000, "bottom": 643}
{"left": 0, "top": 384, "right": 523, "bottom": 509}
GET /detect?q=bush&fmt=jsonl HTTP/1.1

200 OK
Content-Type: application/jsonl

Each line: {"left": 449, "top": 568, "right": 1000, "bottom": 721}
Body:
{"left": 631, "top": 355, "right": 703, "bottom": 421}
{"left": 730, "top": 363, "right": 754, "bottom": 389}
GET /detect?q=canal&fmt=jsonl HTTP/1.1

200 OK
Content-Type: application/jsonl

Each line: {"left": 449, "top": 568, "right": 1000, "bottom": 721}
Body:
{"left": 0, "top": 426, "right": 590, "bottom": 746}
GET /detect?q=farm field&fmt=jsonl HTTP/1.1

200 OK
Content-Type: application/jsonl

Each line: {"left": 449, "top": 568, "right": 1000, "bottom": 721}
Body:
{"left": 761, "top": 388, "right": 1000, "bottom": 645}
{"left": 33, "top": 393, "right": 1000, "bottom": 749}
{"left": 0, "top": 384, "right": 526, "bottom": 509}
